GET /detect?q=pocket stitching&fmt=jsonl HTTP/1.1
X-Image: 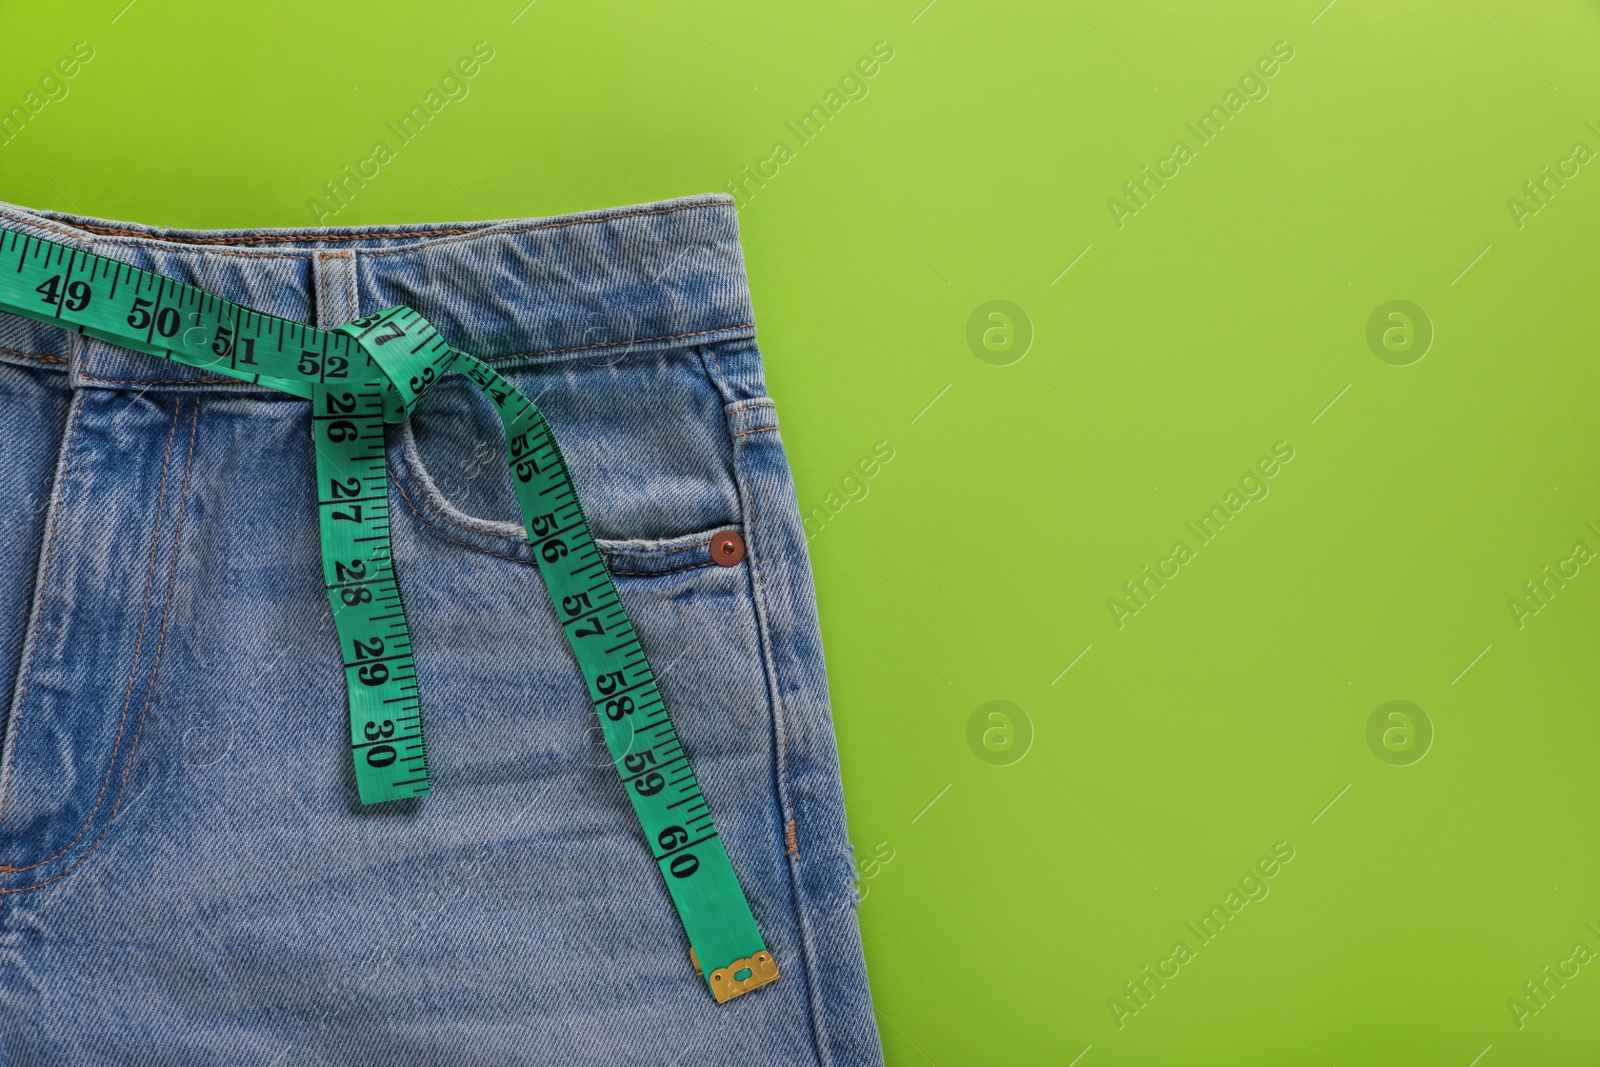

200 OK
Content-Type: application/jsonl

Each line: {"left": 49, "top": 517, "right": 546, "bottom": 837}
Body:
{"left": 388, "top": 471, "right": 723, "bottom": 578}
{"left": 395, "top": 419, "right": 527, "bottom": 544}
{"left": 391, "top": 364, "right": 743, "bottom": 564}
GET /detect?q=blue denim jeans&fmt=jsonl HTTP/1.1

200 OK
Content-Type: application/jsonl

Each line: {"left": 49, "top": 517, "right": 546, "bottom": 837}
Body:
{"left": 0, "top": 194, "right": 882, "bottom": 1066}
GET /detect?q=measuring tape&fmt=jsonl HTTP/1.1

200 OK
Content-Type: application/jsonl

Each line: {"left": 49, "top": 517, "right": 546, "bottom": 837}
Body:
{"left": 0, "top": 227, "right": 778, "bottom": 1004}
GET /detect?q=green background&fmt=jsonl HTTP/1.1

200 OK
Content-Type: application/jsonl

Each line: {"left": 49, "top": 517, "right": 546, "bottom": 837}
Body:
{"left": 4, "top": 1, "right": 1598, "bottom": 1062}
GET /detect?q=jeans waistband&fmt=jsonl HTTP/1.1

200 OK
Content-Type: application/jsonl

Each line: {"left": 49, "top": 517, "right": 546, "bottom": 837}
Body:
{"left": 0, "top": 193, "right": 755, "bottom": 393}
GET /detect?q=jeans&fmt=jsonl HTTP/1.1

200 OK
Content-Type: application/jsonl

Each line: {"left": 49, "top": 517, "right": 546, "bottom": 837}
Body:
{"left": 0, "top": 194, "right": 882, "bottom": 1066}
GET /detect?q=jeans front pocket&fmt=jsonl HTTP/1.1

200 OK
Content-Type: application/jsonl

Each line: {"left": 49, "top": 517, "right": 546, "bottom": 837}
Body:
{"left": 391, "top": 345, "right": 741, "bottom": 552}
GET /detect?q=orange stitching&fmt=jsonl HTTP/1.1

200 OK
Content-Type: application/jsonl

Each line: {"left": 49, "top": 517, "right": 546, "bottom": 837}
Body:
{"left": 0, "top": 212, "right": 88, "bottom": 243}
{"left": 0, "top": 200, "right": 723, "bottom": 250}
{"left": 0, "top": 346, "right": 69, "bottom": 364}
{"left": 0, "top": 393, "right": 85, "bottom": 834}
{"left": 119, "top": 248, "right": 309, "bottom": 261}
{"left": 733, "top": 426, "right": 779, "bottom": 438}
{"left": 1, "top": 398, "right": 182, "bottom": 875}
{"left": 90, "top": 248, "right": 310, "bottom": 261}
{"left": 0, "top": 209, "right": 374, "bottom": 259}
{"left": 77, "top": 374, "right": 248, "bottom": 386}
{"left": 0, "top": 399, "right": 200, "bottom": 894}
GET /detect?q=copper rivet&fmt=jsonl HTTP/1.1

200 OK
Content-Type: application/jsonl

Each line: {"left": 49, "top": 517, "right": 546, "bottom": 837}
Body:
{"left": 710, "top": 530, "right": 745, "bottom": 567}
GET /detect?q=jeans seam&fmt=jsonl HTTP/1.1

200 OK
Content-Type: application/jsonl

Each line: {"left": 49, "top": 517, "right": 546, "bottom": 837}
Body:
{"left": 0, "top": 199, "right": 725, "bottom": 250}
{"left": 731, "top": 427, "right": 832, "bottom": 1067}
{"left": 487, "top": 325, "right": 757, "bottom": 365}
{"left": 78, "top": 373, "right": 244, "bottom": 386}
{"left": 0, "top": 391, "right": 87, "bottom": 844}
{"left": 694, "top": 342, "right": 735, "bottom": 401}
{"left": 72, "top": 327, "right": 758, "bottom": 387}
{"left": 0, "top": 346, "right": 67, "bottom": 365}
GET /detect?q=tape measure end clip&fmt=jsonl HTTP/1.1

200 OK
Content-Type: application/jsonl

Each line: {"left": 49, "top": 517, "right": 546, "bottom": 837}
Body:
{"left": 707, "top": 950, "right": 780, "bottom": 1004}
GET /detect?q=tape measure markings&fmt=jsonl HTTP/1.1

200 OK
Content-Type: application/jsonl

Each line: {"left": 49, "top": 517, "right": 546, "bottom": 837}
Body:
{"left": 0, "top": 228, "right": 778, "bottom": 1002}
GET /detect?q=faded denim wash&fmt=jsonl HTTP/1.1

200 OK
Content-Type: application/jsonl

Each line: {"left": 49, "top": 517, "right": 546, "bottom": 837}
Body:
{"left": 0, "top": 193, "right": 882, "bottom": 1066}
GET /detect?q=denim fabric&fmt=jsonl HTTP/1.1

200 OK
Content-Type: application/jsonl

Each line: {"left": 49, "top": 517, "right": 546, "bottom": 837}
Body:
{"left": 0, "top": 194, "right": 882, "bottom": 1066}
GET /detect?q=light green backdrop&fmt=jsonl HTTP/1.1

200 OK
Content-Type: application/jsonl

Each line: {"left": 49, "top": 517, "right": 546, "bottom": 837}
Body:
{"left": 4, "top": 2, "right": 1599, "bottom": 1063}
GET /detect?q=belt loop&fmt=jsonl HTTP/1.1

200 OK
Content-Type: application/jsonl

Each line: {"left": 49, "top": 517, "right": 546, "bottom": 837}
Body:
{"left": 313, "top": 250, "right": 359, "bottom": 330}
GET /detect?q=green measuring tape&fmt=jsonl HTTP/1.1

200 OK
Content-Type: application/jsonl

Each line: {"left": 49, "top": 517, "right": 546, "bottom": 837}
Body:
{"left": 0, "top": 227, "right": 778, "bottom": 1004}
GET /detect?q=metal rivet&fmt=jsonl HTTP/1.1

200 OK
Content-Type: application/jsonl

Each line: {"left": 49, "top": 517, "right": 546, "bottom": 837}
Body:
{"left": 710, "top": 530, "right": 745, "bottom": 567}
